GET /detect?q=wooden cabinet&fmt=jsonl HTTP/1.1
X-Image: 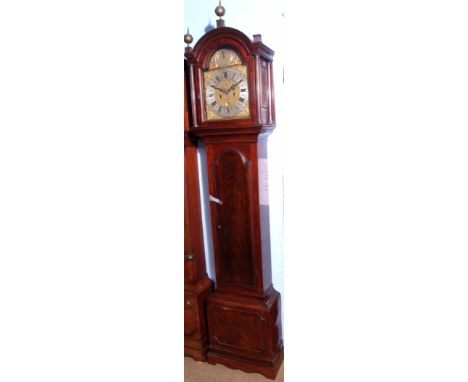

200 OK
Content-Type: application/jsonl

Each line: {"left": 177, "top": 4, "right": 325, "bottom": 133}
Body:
{"left": 186, "top": 24, "right": 283, "bottom": 379}
{"left": 184, "top": 60, "right": 213, "bottom": 361}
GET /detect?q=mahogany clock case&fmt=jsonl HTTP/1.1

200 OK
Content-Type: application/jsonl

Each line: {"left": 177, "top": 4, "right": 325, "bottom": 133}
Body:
{"left": 184, "top": 61, "right": 214, "bottom": 362}
{"left": 186, "top": 26, "right": 283, "bottom": 379}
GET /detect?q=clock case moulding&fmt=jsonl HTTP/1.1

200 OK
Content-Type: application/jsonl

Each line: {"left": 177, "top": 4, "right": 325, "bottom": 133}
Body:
{"left": 185, "top": 26, "right": 283, "bottom": 380}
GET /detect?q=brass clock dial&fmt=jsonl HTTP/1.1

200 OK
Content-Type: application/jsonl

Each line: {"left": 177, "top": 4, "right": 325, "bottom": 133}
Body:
{"left": 204, "top": 48, "right": 250, "bottom": 120}
{"left": 205, "top": 67, "right": 249, "bottom": 119}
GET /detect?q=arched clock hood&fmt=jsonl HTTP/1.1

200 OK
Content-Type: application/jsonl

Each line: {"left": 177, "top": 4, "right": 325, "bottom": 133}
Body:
{"left": 187, "top": 27, "right": 274, "bottom": 67}
{"left": 185, "top": 25, "right": 275, "bottom": 131}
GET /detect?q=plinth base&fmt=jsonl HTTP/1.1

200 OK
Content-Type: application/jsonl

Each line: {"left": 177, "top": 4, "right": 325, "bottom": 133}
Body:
{"left": 206, "top": 287, "right": 283, "bottom": 379}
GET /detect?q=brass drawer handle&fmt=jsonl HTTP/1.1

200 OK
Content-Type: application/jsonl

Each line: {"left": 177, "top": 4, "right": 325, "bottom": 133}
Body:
{"left": 186, "top": 299, "right": 192, "bottom": 307}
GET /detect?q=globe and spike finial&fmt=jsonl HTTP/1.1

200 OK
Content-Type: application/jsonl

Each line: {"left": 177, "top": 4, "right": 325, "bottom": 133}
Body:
{"left": 215, "top": 1, "right": 225, "bottom": 18}
{"left": 215, "top": 1, "right": 226, "bottom": 27}
{"left": 184, "top": 28, "right": 193, "bottom": 46}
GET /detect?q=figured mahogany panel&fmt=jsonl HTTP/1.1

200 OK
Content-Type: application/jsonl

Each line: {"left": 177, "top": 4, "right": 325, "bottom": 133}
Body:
{"left": 210, "top": 307, "right": 267, "bottom": 354}
{"left": 213, "top": 150, "right": 255, "bottom": 288}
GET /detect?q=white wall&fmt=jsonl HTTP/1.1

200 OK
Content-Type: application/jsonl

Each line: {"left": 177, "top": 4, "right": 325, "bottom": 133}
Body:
{"left": 185, "top": 0, "right": 285, "bottom": 334}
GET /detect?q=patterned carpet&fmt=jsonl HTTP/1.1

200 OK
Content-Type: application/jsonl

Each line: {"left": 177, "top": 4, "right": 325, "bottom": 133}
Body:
{"left": 184, "top": 357, "right": 284, "bottom": 382}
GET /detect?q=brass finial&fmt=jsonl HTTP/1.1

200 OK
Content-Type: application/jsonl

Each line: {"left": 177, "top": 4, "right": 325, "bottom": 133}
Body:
{"left": 184, "top": 28, "right": 193, "bottom": 46}
{"left": 215, "top": 1, "right": 225, "bottom": 19}
{"left": 215, "top": 1, "right": 225, "bottom": 27}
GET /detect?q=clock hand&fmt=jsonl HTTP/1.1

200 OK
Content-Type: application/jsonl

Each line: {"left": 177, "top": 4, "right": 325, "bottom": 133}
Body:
{"left": 210, "top": 85, "right": 224, "bottom": 92}
{"left": 211, "top": 85, "right": 231, "bottom": 95}
{"left": 230, "top": 79, "right": 243, "bottom": 91}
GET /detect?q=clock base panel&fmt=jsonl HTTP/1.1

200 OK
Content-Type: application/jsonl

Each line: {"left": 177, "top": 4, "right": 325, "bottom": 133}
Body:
{"left": 206, "top": 288, "right": 283, "bottom": 379}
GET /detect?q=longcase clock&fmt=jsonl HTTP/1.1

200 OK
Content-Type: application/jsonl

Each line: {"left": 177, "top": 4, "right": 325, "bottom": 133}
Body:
{"left": 184, "top": 59, "right": 213, "bottom": 361}
{"left": 185, "top": 6, "right": 283, "bottom": 379}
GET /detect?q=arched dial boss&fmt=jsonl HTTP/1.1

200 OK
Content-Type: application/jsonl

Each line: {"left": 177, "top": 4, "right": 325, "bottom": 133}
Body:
{"left": 203, "top": 48, "right": 250, "bottom": 120}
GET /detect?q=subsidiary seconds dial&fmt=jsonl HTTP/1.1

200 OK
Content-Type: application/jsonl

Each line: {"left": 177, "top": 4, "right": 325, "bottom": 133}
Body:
{"left": 205, "top": 67, "right": 249, "bottom": 119}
